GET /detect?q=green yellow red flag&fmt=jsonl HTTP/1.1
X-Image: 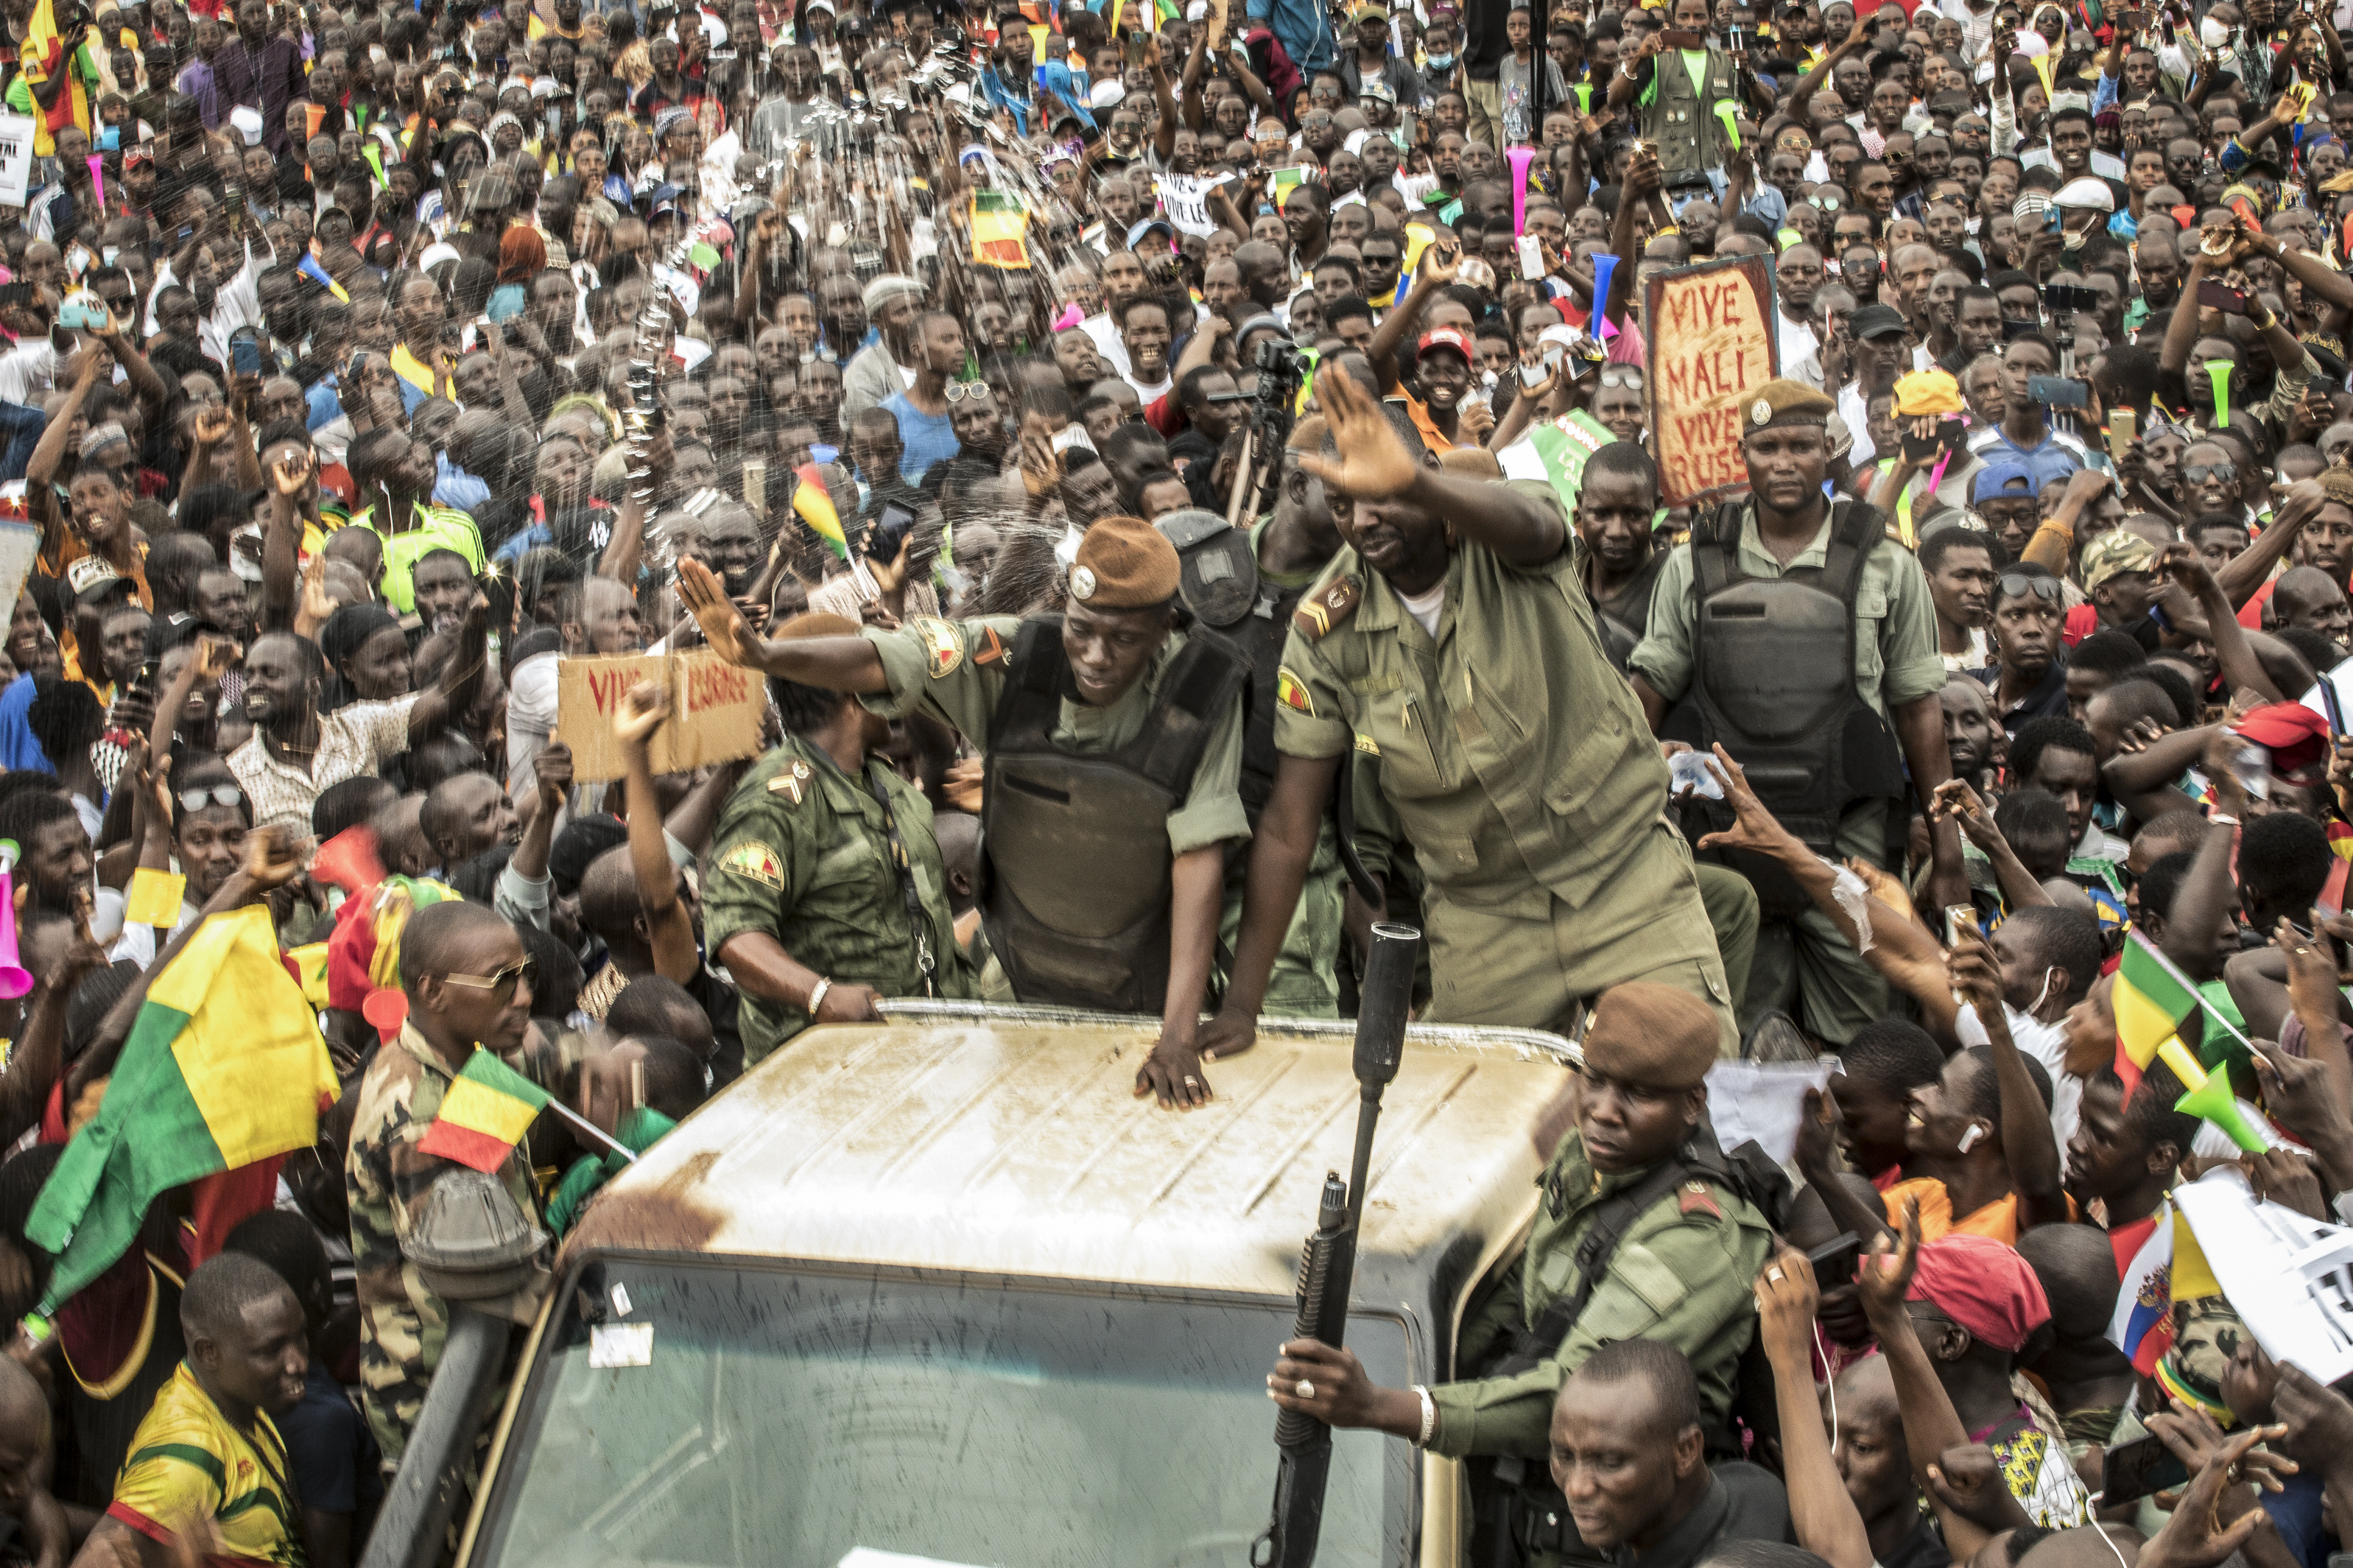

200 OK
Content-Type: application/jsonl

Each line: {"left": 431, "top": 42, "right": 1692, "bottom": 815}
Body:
{"left": 418, "top": 1049, "right": 552, "bottom": 1173}
{"left": 24, "top": 907, "right": 337, "bottom": 1312}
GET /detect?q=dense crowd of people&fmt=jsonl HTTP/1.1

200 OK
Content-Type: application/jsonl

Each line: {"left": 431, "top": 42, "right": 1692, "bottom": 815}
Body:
{"left": 0, "top": 0, "right": 2349, "bottom": 1558}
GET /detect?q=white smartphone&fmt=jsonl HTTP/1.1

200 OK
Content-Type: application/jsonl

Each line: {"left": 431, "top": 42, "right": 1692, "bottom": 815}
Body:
{"left": 1516, "top": 233, "right": 1544, "bottom": 279}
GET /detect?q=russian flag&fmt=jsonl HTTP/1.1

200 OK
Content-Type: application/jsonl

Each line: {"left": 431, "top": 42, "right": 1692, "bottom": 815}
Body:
{"left": 2107, "top": 1198, "right": 2175, "bottom": 1377}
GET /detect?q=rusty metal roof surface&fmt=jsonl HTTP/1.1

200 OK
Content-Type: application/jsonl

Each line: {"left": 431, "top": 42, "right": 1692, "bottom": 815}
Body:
{"left": 570, "top": 1003, "right": 1574, "bottom": 1301}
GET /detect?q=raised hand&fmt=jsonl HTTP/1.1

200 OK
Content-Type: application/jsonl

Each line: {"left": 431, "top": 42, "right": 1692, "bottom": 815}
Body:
{"left": 613, "top": 681, "right": 670, "bottom": 750}
{"left": 1296, "top": 367, "right": 1421, "bottom": 502}
{"left": 677, "top": 558, "right": 766, "bottom": 667}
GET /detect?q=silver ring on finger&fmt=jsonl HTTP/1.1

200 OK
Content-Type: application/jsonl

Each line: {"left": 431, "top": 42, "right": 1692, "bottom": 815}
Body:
{"left": 1767, "top": 1267, "right": 1785, "bottom": 1282}
{"left": 1184, "top": 1075, "right": 1199, "bottom": 1086}
{"left": 1295, "top": 1379, "right": 1315, "bottom": 1399}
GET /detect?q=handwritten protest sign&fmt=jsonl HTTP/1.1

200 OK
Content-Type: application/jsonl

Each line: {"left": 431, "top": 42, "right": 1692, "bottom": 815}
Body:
{"left": 1643, "top": 254, "right": 1779, "bottom": 507}
{"left": 557, "top": 651, "right": 767, "bottom": 782}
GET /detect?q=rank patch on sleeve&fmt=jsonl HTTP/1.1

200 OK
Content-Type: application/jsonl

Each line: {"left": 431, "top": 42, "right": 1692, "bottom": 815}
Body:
{"left": 912, "top": 616, "right": 963, "bottom": 678}
{"left": 720, "top": 840, "right": 786, "bottom": 888}
{"left": 972, "top": 625, "right": 1007, "bottom": 666}
{"left": 1276, "top": 667, "right": 1315, "bottom": 716}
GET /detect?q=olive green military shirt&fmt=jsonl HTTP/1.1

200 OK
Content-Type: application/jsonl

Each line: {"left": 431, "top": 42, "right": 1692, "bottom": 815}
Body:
{"left": 1628, "top": 498, "right": 1950, "bottom": 725}
{"left": 1432, "top": 1129, "right": 1774, "bottom": 1460}
{"left": 859, "top": 615, "right": 1251, "bottom": 857}
{"left": 702, "top": 736, "right": 974, "bottom": 1066}
{"left": 1270, "top": 482, "right": 1672, "bottom": 913}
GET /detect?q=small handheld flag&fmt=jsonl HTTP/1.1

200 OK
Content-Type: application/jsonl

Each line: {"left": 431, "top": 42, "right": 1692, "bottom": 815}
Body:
{"left": 417, "top": 1048, "right": 552, "bottom": 1173}
{"left": 792, "top": 463, "right": 848, "bottom": 560}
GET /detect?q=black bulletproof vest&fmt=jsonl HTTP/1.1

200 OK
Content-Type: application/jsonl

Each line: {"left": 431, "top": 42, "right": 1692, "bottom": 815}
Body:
{"left": 1663, "top": 499, "right": 1909, "bottom": 914}
{"left": 980, "top": 615, "right": 1248, "bottom": 1013}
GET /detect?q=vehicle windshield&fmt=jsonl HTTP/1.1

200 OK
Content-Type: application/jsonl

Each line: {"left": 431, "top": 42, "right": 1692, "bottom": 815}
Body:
{"left": 471, "top": 1257, "right": 1418, "bottom": 1568}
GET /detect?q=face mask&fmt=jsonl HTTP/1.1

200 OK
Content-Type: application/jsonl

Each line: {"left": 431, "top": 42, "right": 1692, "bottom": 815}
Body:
{"left": 2201, "top": 15, "right": 2233, "bottom": 46}
{"left": 97, "top": 125, "right": 119, "bottom": 150}
{"left": 1426, "top": 51, "right": 1455, "bottom": 69}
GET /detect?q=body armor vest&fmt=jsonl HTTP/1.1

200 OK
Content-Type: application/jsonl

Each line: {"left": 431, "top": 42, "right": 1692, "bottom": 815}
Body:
{"left": 1663, "top": 499, "right": 1909, "bottom": 914}
{"left": 980, "top": 616, "right": 1248, "bottom": 1012}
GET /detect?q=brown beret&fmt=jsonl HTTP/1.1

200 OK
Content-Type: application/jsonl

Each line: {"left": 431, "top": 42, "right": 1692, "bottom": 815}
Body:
{"left": 1070, "top": 515, "right": 1181, "bottom": 609}
{"left": 1438, "top": 446, "right": 1503, "bottom": 480}
{"left": 1580, "top": 981, "right": 1720, "bottom": 1089}
{"left": 773, "top": 612, "right": 864, "bottom": 640}
{"left": 1744, "top": 378, "right": 1837, "bottom": 432}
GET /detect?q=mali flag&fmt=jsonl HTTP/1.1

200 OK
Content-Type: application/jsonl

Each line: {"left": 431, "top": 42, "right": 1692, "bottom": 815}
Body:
{"left": 792, "top": 463, "right": 848, "bottom": 560}
{"left": 24, "top": 907, "right": 337, "bottom": 1311}
{"left": 418, "top": 1050, "right": 549, "bottom": 1173}
{"left": 970, "top": 190, "right": 1030, "bottom": 271}
{"left": 2114, "top": 932, "right": 2200, "bottom": 1070}
{"left": 15, "top": 0, "right": 89, "bottom": 153}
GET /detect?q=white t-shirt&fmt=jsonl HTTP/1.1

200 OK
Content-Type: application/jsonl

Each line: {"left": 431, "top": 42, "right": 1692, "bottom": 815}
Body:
{"left": 1955, "top": 1001, "right": 2081, "bottom": 1156}
{"left": 1397, "top": 581, "right": 1445, "bottom": 637}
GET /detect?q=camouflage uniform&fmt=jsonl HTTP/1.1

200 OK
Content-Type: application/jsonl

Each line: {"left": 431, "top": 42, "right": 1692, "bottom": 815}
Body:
{"left": 345, "top": 1024, "right": 562, "bottom": 1470}
{"left": 702, "top": 737, "right": 974, "bottom": 1067}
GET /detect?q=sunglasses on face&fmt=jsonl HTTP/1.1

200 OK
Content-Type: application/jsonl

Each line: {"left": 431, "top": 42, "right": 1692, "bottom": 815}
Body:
{"left": 2184, "top": 462, "right": 2238, "bottom": 484}
{"left": 178, "top": 784, "right": 245, "bottom": 811}
{"left": 1997, "top": 571, "right": 2064, "bottom": 602}
{"left": 441, "top": 957, "right": 539, "bottom": 1002}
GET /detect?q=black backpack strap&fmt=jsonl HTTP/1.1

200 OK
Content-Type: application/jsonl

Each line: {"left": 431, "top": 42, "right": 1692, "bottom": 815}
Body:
{"left": 988, "top": 614, "right": 1071, "bottom": 753}
{"left": 1491, "top": 1156, "right": 1698, "bottom": 1377}
{"left": 1818, "top": 498, "right": 1888, "bottom": 611}
{"left": 1689, "top": 501, "right": 1747, "bottom": 605}
{"left": 1126, "top": 629, "right": 1251, "bottom": 795}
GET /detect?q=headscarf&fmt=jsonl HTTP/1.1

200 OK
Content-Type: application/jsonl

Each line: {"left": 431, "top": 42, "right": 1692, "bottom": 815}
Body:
{"left": 497, "top": 224, "right": 547, "bottom": 285}
{"left": 319, "top": 602, "right": 404, "bottom": 711}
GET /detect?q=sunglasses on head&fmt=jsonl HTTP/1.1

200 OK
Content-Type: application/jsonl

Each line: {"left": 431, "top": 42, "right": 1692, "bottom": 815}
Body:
{"left": 1597, "top": 368, "right": 1643, "bottom": 389}
{"left": 2184, "top": 461, "right": 2238, "bottom": 484}
{"left": 944, "top": 381, "right": 992, "bottom": 404}
{"left": 1997, "top": 571, "right": 2064, "bottom": 602}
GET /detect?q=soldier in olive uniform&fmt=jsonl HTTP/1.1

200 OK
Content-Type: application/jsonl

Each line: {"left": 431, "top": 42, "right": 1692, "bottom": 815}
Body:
{"left": 678, "top": 517, "right": 1248, "bottom": 1108}
{"left": 347, "top": 902, "right": 562, "bottom": 1469}
{"left": 1203, "top": 368, "right": 1739, "bottom": 1061}
{"left": 1630, "top": 379, "right": 1962, "bottom": 1047}
{"left": 1267, "top": 983, "right": 1776, "bottom": 1555}
{"left": 701, "top": 612, "right": 974, "bottom": 1067}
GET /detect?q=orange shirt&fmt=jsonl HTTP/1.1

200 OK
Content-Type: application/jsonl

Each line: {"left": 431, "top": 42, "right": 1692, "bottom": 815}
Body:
{"left": 1881, "top": 1176, "right": 2078, "bottom": 1248}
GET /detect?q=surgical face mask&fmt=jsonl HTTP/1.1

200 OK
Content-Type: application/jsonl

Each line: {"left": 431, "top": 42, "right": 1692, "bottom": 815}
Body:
{"left": 2201, "top": 15, "right": 2234, "bottom": 47}
{"left": 2027, "top": 964, "right": 2058, "bottom": 1016}
{"left": 1426, "top": 51, "right": 1455, "bottom": 69}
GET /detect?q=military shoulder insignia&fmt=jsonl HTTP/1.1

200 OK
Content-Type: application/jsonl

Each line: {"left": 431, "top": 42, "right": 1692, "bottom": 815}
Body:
{"left": 1292, "top": 575, "right": 1361, "bottom": 640}
{"left": 765, "top": 759, "right": 815, "bottom": 806}
{"left": 1276, "top": 667, "right": 1316, "bottom": 717}
{"left": 1676, "top": 1179, "right": 1722, "bottom": 1219}
{"left": 912, "top": 616, "right": 963, "bottom": 679}
{"left": 972, "top": 625, "right": 1007, "bottom": 667}
{"left": 720, "top": 839, "right": 787, "bottom": 888}
{"left": 1354, "top": 732, "right": 1380, "bottom": 755}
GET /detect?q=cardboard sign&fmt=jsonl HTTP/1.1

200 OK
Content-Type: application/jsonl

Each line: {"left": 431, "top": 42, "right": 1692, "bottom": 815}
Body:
{"left": 0, "top": 116, "right": 35, "bottom": 208}
{"left": 1642, "top": 254, "right": 1781, "bottom": 507}
{"left": 0, "top": 521, "right": 41, "bottom": 619}
{"left": 556, "top": 651, "right": 767, "bottom": 782}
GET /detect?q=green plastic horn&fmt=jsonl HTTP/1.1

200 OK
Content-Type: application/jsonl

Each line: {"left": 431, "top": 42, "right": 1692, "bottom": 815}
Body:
{"left": 2173, "top": 1069, "right": 2271, "bottom": 1153}
{"left": 1714, "top": 100, "right": 1742, "bottom": 152}
{"left": 2207, "top": 361, "right": 2233, "bottom": 428}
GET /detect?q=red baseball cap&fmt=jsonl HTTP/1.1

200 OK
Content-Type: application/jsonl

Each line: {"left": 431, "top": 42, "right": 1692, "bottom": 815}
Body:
{"left": 2234, "top": 702, "right": 2330, "bottom": 779}
{"left": 1417, "top": 326, "right": 1474, "bottom": 364}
